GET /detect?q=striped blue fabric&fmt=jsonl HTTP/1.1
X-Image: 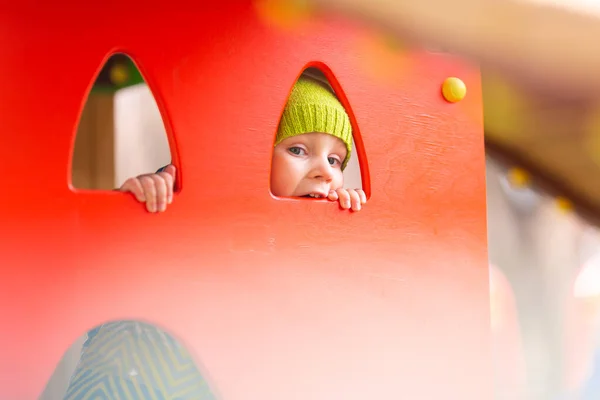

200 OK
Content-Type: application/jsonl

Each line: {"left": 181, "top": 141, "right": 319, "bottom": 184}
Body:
{"left": 64, "top": 321, "right": 216, "bottom": 400}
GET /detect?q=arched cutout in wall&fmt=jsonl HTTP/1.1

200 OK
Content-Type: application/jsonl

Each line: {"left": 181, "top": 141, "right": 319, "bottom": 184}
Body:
{"left": 70, "top": 53, "right": 173, "bottom": 191}
{"left": 41, "top": 321, "right": 217, "bottom": 400}
{"left": 269, "top": 65, "right": 367, "bottom": 204}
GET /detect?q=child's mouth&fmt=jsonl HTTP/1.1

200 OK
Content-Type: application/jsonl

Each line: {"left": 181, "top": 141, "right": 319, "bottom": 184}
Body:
{"left": 302, "top": 193, "right": 324, "bottom": 198}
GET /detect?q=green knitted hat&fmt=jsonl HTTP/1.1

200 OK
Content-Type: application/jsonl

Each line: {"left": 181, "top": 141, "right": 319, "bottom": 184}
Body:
{"left": 275, "top": 73, "right": 353, "bottom": 170}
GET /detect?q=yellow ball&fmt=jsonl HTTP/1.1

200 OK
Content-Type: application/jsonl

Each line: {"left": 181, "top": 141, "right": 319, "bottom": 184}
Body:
{"left": 110, "top": 64, "right": 129, "bottom": 86}
{"left": 442, "top": 77, "right": 467, "bottom": 103}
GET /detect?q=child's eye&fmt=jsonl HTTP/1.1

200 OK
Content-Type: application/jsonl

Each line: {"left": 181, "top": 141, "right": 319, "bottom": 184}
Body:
{"left": 328, "top": 156, "right": 341, "bottom": 166}
{"left": 288, "top": 146, "right": 306, "bottom": 156}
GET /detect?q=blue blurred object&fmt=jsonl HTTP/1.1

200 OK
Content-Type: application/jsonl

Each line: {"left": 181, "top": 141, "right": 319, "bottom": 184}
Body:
{"left": 64, "top": 321, "right": 216, "bottom": 400}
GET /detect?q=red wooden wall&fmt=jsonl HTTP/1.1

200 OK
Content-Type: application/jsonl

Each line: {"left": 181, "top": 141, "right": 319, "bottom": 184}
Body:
{"left": 0, "top": 2, "right": 491, "bottom": 399}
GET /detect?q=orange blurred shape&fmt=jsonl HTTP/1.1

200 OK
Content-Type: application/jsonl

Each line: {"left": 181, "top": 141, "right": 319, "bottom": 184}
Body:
{"left": 507, "top": 167, "right": 531, "bottom": 189}
{"left": 254, "top": 0, "right": 313, "bottom": 30}
{"left": 355, "top": 32, "right": 411, "bottom": 86}
{"left": 555, "top": 196, "right": 574, "bottom": 213}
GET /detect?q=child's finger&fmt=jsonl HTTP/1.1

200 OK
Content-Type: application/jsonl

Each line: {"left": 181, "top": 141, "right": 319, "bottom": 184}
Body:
{"left": 336, "top": 188, "right": 351, "bottom": 209}
{"left": 348, "top": 189, "right": 362, "bottom": 211}
{"left": 164, "top": 164, "right": 177, "bottom": 181}
{"left": 120, "top": 178, "right": 146, "bottom": 202}
{"left": 356, "top": 189, "right": 367, "bottom": 204}
{"left": 139, "top": 176, "right": 157, "bottom": 212}
{"left": 151, "top": 175, "right": 168, "bottom": 212}
{"left": 157, "top": 171, "right": 175, "bottom": 205}
{"left": 328, "top": 189, "right": 338, "bottom": 201}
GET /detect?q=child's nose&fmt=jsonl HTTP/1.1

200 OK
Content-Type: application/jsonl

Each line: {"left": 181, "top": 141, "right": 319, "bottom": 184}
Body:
{"left": 310, "top": 157, "right": 334, "bottom": 182}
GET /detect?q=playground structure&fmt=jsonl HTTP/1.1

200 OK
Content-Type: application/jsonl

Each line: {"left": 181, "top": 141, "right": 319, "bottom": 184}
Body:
{"left": 0, "top": 2, "right": 491, "bottom": 399}
{"left": 10, "top": 1, "right": 600, "bottom": 399}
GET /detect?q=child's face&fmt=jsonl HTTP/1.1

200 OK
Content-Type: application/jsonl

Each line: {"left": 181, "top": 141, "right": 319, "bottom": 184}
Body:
{"left": 271, "top": 132, "right": 347, "bottom": 198}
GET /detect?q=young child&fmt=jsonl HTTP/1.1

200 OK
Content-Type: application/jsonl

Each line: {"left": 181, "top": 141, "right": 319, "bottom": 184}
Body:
{"left": 119, "top": 70, "right": 367, "bottom": 212}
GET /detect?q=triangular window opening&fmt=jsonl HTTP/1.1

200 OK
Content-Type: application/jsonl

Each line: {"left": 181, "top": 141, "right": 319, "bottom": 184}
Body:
{"left": 71, "top": 53, "right": 172, "bottom": 190}
{"left": 270, "top": 66, "right": 365, "bottom": 202}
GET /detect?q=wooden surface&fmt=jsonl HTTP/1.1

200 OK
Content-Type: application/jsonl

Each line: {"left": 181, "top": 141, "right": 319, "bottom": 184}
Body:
{"left": 71, "top": 92, "right": 115, "bottom": 190}
{"left": 0, "top": 3, "right": 491, "bottom": 399}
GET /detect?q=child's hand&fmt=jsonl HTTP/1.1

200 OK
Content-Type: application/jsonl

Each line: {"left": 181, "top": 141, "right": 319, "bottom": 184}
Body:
{"left": 119, "top": 165, "right": 176, "bottom": 213}
{"left": 328, "top": 188, "right": 367, "bottom": 211}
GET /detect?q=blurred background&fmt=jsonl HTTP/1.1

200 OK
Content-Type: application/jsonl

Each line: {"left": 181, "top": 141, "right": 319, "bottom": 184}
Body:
{"left": 50, "top": 1, "right": 600, "bottom": 397}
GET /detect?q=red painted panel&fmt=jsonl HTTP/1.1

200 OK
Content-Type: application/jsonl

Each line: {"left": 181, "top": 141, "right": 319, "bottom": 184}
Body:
{"left": 0, "top": 3, "right": 491, "bottom": 399}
